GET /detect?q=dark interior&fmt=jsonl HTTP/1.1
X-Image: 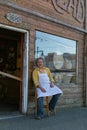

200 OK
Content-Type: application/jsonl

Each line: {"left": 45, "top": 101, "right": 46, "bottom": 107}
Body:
{"left": 0, "top": 28, "right": 21, "bottom": 113}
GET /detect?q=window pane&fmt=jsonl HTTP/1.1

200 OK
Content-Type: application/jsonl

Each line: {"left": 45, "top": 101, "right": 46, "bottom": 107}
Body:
{"left": 35, "top": 31, "right": 76, "bottom": 84}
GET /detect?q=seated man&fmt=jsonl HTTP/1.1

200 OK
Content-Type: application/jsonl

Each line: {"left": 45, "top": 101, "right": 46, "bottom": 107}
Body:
{"left": 32, "top": 57, "right": 63, "bottom": 119}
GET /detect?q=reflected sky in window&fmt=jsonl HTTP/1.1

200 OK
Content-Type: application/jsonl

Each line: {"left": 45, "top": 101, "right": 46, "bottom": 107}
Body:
{"left": 35, "top": 31, "right": 76, "bottom": 57}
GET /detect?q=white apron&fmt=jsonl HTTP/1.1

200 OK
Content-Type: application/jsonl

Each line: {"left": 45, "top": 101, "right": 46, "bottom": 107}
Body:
{"left": 36, "top": 71, "right": 63, "bottom": 98}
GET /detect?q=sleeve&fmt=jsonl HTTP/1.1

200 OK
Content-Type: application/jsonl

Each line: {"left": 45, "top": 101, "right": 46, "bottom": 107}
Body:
{"left": 46, "top": 68, "right": 54, "bottom": 83}
{"left": 32, "top": 69, "right": 39, "bottom": 88}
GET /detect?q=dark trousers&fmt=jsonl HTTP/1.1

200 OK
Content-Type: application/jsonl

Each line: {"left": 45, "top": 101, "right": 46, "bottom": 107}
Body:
{"left": 37, "top": 93, "right": 61, "bottom": 117}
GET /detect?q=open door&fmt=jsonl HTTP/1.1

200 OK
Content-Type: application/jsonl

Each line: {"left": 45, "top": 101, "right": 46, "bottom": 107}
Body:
{"left": 0, "top": 28, "right": 23, "bottom": 113}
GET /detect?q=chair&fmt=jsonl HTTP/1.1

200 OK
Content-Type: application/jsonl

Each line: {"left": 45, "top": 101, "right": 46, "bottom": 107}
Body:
{"left": 34, "top": 91, "right": 56, "bottom": 116}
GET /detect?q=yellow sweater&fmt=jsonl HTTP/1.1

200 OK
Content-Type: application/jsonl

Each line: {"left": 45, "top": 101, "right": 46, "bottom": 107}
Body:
{"left": 32, "top": 67, "right": 54, "bottom": 88}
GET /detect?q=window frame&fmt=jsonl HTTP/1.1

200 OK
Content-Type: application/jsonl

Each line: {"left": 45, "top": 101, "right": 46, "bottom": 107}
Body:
{"left": 34, "top": 30, "right": 78, "bottom": 85}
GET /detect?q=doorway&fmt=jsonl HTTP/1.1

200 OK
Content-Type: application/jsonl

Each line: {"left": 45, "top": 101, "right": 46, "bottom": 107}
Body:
{"left": 0, "top": 26, "right": 29, "bottom": 114}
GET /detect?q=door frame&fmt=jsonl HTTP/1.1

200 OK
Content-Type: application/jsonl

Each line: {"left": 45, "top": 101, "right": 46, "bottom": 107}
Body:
{"left": 0, "top": 24, "right": 29, "bottom": 114}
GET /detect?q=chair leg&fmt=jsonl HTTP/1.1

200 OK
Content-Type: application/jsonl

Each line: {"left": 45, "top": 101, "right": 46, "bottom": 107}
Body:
{"left": 34, "top": 92, "right": 37, "bottom": 115}
{"left": 34, "top": 94, "right": 56, "bottom": 116}
{"left": 46, "top": 97, "right": 50, "bottom": 116}
{"left": 54, "top": 107, "right": 56, "bottom": 116}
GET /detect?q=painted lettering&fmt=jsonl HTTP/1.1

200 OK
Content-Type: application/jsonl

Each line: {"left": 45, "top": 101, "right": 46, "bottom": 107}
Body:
{"left": 56, "top": 0, "right": 67, "bottom": 11}
{"left": 52, "top": 0, "right": 63, "bottom": 14}
{"left": 52, "top": 0, "right": 85, "bottom": 23}
{"left": 77, "top": 0, "right": 85, "bottom": 22}
{"left": 67, "top": 0, "right": 77, "bottom": 19}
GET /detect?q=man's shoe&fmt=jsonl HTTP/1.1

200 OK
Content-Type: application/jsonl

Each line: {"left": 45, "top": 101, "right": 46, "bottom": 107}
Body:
{"left": 35, "top": 116, "right": 41, "bottom": 120}
{"left": 49, "top": 109, "right": 54, "bottom": 113}
{"left": 49, "top": 109, "right": 56, "bottom": 115}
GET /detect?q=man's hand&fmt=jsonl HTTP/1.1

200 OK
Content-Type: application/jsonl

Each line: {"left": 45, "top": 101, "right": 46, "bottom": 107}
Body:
{"left": 39, "top": 86, "right": 46, "bottom": 92}
{"left": 50, "top": 82, "right": 54, "bottom": 88}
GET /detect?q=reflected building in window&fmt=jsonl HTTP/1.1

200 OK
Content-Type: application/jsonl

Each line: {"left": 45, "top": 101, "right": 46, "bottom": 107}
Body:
{"left": 35, "top": 31, "right": 76, "bottom": 84}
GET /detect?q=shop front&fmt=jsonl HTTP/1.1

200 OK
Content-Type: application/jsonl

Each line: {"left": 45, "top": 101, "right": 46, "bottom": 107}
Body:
{"left": 0, "top": 0, "right": 87, "bottom": 114}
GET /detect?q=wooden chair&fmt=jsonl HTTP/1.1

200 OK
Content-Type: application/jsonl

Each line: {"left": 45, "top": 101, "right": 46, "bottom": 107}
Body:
{"left": 34, "top": 91, "right": 56, "bottom": 116}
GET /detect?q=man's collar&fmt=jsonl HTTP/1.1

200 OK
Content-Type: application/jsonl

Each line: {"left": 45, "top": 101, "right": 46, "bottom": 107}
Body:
{"left": 37, "top": 67, "right": 45, "bottom": 70}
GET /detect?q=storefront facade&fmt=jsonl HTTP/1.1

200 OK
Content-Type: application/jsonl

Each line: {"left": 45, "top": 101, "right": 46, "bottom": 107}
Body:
{"left": 0, "top": 0, "right": 87, "bottom": 114}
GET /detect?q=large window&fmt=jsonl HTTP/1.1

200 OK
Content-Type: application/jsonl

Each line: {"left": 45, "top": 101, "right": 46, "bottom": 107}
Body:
{"left": 35, "top": 31, "right": 77, "bottom": 85}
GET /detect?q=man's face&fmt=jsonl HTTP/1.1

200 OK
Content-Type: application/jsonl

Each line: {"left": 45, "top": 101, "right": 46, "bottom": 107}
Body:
{"left": 37, "top": 59, "right": 44, "bottom": 68}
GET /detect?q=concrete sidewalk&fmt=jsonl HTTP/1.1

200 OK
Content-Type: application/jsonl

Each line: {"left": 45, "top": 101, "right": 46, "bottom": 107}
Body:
{"left": 0, "top": 107, "right": 87, "bottom": 130}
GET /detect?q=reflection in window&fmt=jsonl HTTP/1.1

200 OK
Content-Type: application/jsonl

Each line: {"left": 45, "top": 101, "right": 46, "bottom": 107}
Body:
{"left": 35, "top": 31, "right": 76, "bottom": 84}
